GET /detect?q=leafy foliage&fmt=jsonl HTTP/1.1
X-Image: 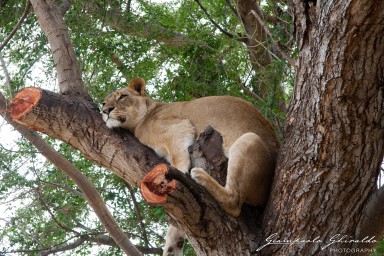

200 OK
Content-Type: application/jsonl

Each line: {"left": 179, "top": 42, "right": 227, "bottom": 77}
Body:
{"left": 0, "top": 0, "right": 295, "bottom": 255}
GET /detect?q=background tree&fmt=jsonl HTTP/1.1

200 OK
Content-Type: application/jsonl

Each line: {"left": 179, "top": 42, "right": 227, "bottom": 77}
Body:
{"left": 0, "top": 0, "right": 383, "bottom": 256}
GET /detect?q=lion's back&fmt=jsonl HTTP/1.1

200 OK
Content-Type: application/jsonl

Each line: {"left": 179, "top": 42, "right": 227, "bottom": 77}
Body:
{"left": 162, "top": 96, "right": 280, "bottom": 155}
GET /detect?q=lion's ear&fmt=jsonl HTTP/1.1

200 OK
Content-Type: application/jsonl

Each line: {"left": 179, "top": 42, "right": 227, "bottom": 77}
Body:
{"left": 127, "top": 78, "right": 146, "bottom": 96}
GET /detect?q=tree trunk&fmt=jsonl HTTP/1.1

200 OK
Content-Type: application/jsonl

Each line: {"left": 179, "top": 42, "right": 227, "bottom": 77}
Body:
{"left": 262, "top": 0, "right": 384, "bottom": 255}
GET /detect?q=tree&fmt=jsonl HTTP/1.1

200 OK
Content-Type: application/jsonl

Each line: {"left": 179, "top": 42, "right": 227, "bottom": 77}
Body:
{"left": 0, "top": 0, "right": 383, "bottom": 255}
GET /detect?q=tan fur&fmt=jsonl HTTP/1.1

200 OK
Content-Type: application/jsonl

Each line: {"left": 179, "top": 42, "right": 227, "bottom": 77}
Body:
{"left": 162, "top": 225, "right": 185, "bottom": 256}
{"left": 102, "top": 78, "right": 280, "bottom": 255}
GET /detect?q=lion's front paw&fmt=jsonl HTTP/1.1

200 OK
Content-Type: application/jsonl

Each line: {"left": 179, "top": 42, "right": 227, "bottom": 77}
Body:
{"left": 190, "top": 167, "right": 209, "bottom": 186}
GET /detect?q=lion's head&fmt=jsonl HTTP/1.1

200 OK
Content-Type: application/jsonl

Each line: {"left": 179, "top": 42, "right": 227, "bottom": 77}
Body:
{"left": 102, "top": 78, "right": 147, "bottom": 131}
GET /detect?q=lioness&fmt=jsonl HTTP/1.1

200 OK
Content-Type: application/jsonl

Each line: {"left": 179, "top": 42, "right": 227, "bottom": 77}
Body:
{"left": 102, "top": 78, "right": 279, "bottom": 255}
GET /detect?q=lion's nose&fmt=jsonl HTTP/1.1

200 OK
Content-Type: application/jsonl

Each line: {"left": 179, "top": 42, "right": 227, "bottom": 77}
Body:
{"left": 103, "top": 106, "right": 114, "bottom": 115}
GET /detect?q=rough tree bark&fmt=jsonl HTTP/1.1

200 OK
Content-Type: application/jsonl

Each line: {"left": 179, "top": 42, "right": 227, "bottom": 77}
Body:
{"left": 262, "top": 0, "right": 384, "bottom": 255}
{"left": 6, "top": 0, "right": 384, "bottom": 255}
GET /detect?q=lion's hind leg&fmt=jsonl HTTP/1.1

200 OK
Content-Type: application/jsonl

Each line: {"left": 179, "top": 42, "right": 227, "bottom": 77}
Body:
{"left": 191, "top": 132, "right": 274, "bottom": 217}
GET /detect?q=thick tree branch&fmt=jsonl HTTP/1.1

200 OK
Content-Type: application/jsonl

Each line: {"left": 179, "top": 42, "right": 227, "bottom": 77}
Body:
{"left": 10, "top": 87, "right": 161, "bottom": 185}
{"left": 9, "top": 87, "right": 265, "bottom": 254}
{"left": 0, "top": 92, "right": 141, "bottom": 256}
{"left": 29, "top": 0, "right": 87, "bottom": 97}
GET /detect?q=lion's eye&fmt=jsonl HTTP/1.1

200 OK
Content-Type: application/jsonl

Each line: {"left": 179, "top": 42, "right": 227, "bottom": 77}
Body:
{"left": 118, "top": 94, "right": 128, "bottom": 101}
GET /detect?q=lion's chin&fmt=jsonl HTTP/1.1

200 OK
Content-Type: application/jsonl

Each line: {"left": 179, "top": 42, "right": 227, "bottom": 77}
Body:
{"left": 105, "top": 118, "right": 122, "bottom": 129}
